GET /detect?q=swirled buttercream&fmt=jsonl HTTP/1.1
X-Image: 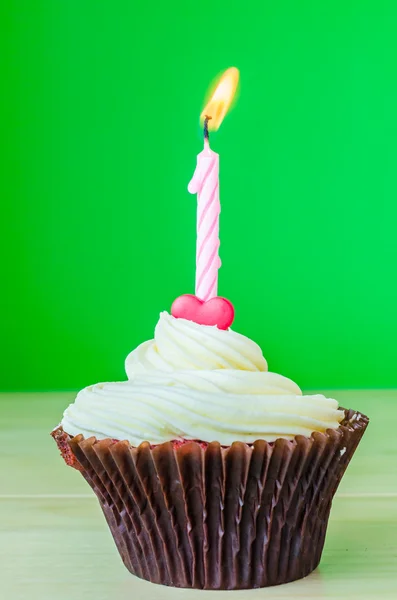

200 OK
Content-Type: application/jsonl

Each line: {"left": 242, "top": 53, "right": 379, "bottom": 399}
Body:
{"left": 61, "top": 312, "right": 344, "bottom": 445}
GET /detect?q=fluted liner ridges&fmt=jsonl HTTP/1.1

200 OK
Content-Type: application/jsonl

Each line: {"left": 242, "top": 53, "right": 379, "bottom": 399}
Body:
{"left": 58, "top": 408, "right": 368, "bottom": 590}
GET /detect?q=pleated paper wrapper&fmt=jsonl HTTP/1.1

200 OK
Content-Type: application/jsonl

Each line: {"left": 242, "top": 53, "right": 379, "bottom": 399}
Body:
{"left": 52, "top": 408, "right": 368, "bottom": 590}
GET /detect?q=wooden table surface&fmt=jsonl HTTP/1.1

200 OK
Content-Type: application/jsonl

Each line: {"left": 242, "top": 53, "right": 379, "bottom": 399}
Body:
{"left": 1, "top": 390, "right": 396, "bottom": 599}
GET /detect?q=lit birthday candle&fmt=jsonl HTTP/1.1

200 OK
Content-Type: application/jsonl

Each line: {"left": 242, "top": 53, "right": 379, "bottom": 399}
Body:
{"left": 188, "top": 67, "right": 239, "bottom": 302}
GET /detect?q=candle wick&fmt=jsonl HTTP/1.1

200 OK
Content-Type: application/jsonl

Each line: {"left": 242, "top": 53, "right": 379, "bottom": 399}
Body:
{"left": 204, "top": 115, "right": 212, "bottom": 143}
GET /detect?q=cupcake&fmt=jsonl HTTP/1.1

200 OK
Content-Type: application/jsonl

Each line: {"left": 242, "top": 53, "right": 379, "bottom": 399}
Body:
{"left": 52, "top": 309, "right": 368, "bottom": 590}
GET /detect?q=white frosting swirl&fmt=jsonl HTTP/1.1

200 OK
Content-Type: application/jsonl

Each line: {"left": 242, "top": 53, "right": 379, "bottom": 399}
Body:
{"left": 61, "top": 312, "right": 344, "bottom": 445}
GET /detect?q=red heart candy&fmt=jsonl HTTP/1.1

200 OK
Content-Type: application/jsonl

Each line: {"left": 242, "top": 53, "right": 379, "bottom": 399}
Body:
{"left": 171, "top": 294, "right": 235, "bottom": 330}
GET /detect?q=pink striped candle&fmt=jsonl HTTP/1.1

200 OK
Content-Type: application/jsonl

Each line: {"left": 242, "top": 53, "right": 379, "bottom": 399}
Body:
{"left": 188, "top": 117, "right": 221, "bottom": 301}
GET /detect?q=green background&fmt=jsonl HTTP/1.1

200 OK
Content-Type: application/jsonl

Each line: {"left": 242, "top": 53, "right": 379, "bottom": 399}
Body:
{"left": 2, "top": 0, "right": 397, "bottom": 392}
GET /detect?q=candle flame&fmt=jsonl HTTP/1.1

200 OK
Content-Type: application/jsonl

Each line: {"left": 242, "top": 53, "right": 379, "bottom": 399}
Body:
{"left": 201, "top": 67, "right": 240, "bottom": 131}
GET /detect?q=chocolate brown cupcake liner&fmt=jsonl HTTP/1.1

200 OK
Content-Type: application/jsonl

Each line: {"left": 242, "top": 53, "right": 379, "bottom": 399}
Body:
{"left": 53, "top": 408, "right": 368, "bottom": 590}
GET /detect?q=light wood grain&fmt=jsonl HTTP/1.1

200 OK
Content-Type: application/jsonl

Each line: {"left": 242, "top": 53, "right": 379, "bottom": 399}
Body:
{"left": 1, "top": 391, "right": 397, "bottom": 599}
